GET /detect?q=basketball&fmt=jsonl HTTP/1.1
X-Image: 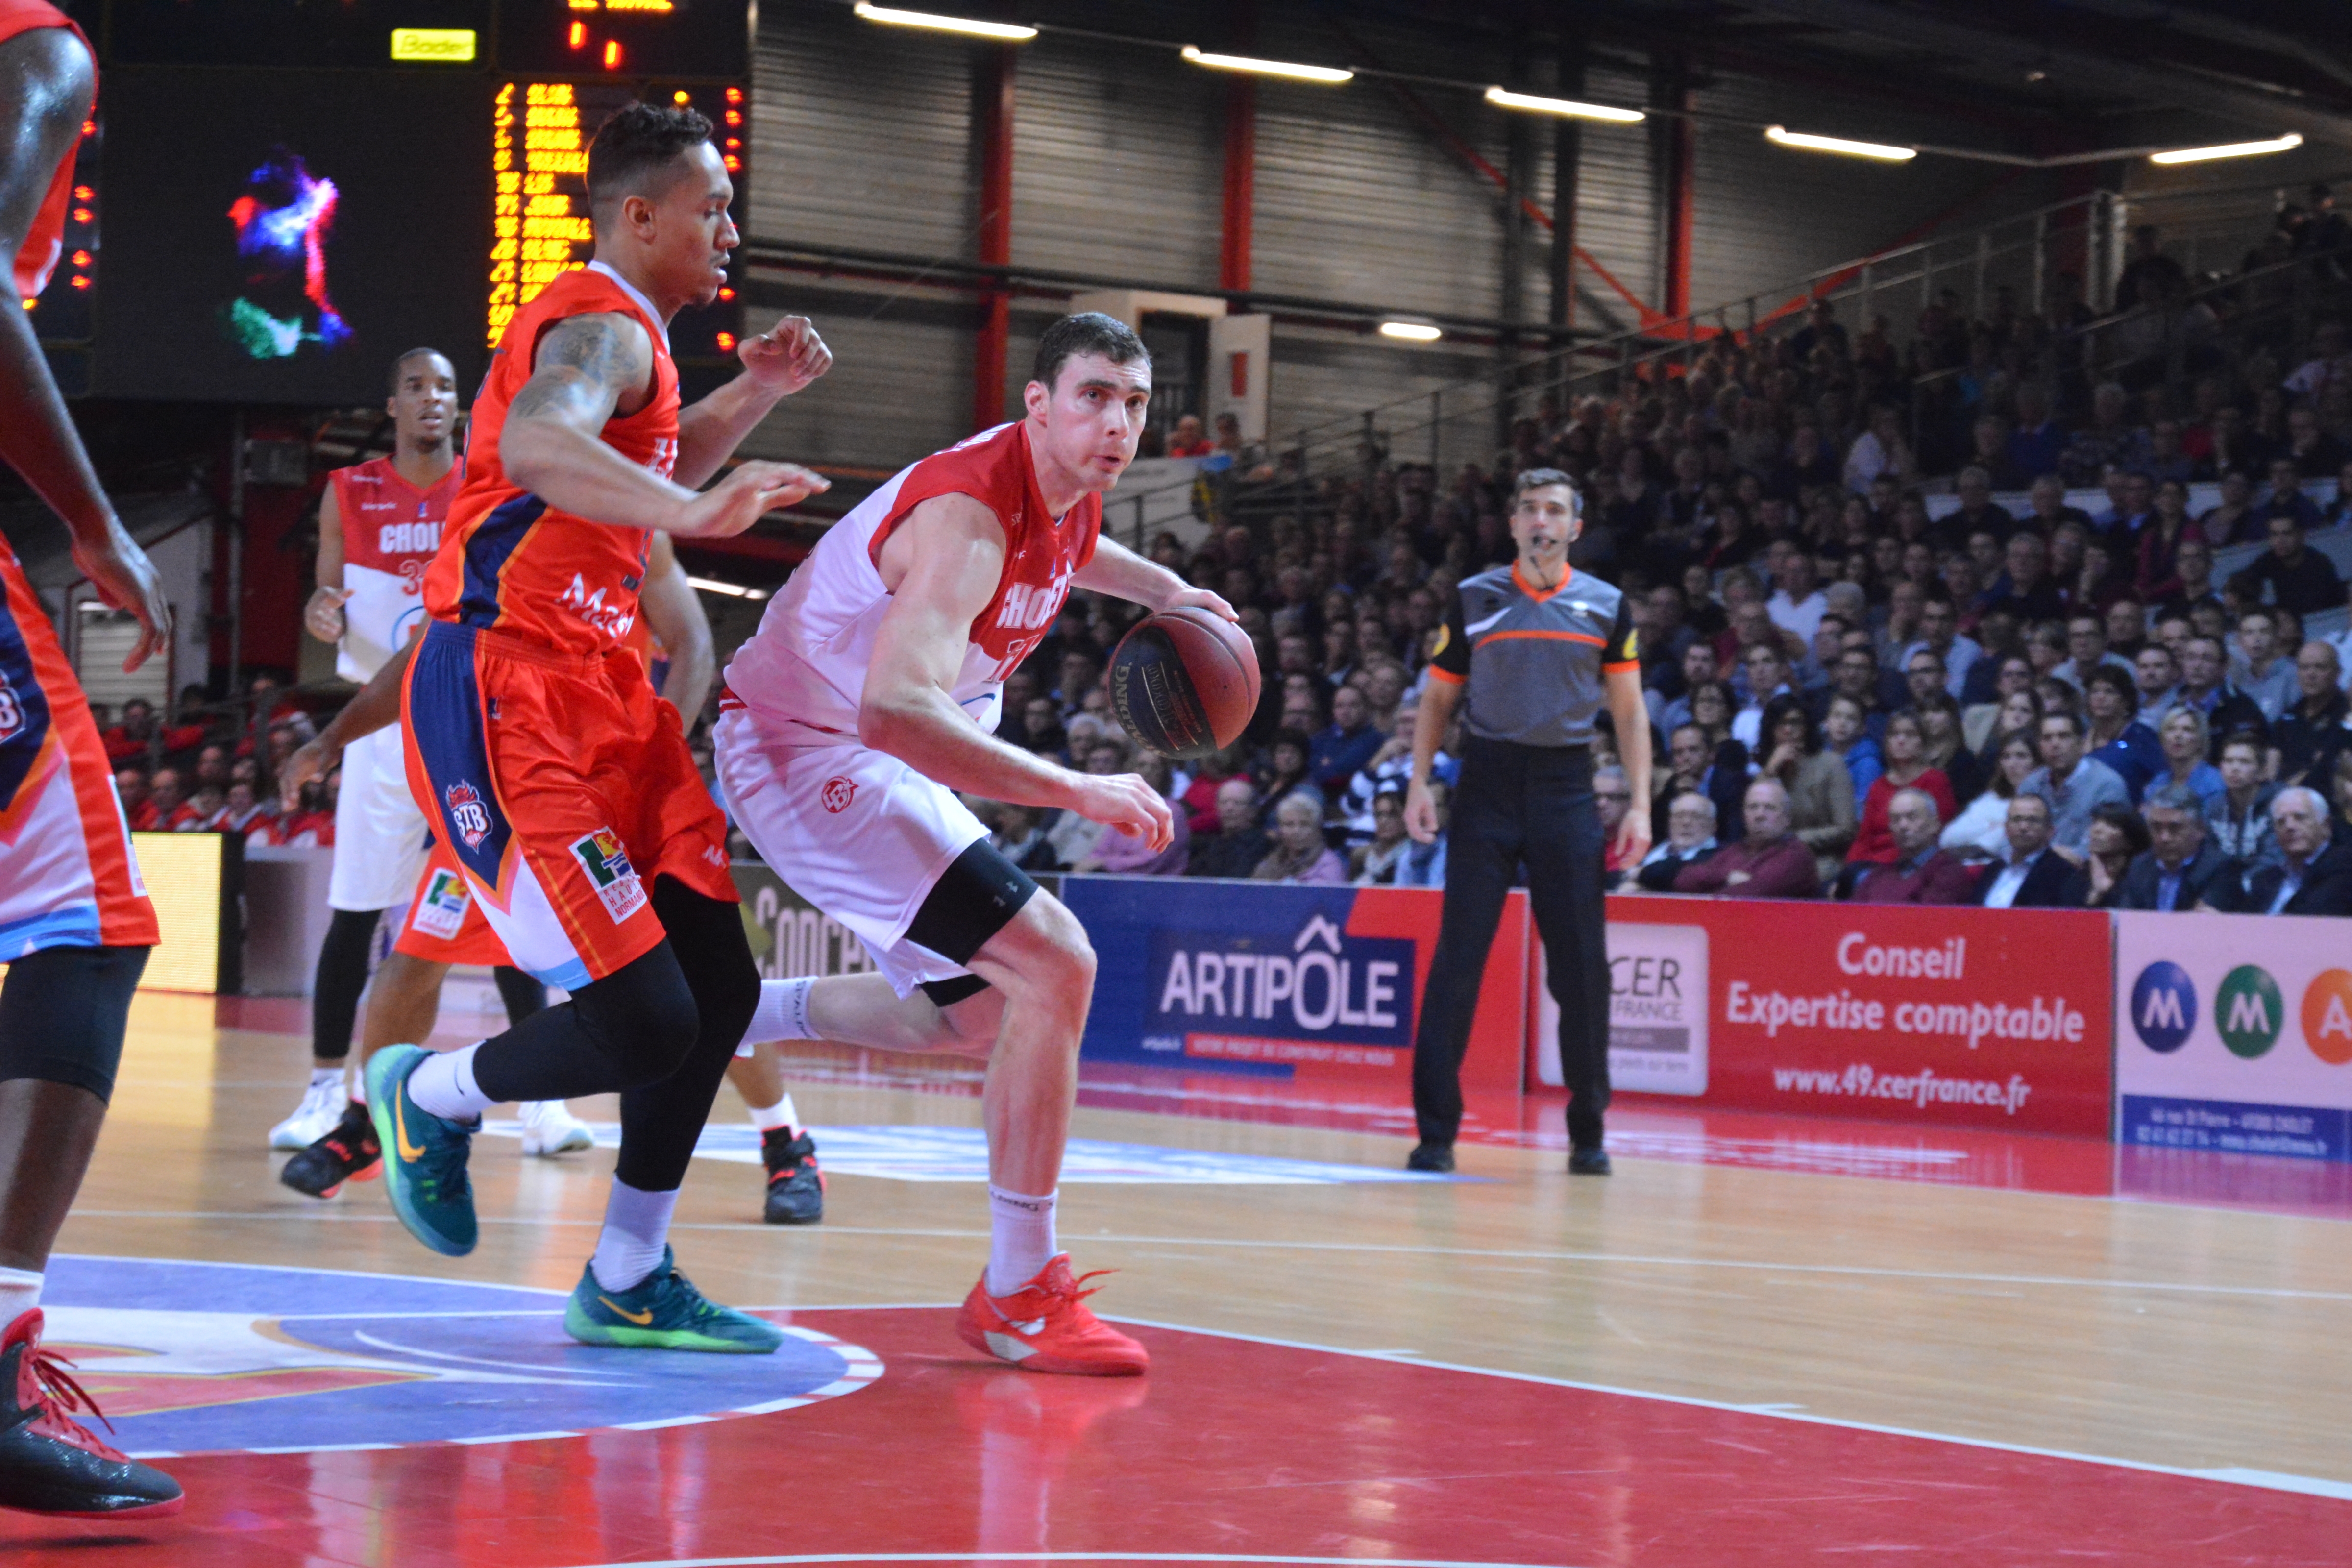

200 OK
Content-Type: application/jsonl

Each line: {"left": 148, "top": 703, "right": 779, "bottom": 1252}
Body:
{"left": 1108, "top": 606, "right": 1261, "bottom": 759}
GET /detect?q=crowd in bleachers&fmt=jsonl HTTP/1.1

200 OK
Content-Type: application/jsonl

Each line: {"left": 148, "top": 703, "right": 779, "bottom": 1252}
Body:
{"left": 95, "top": 677, "right": 337, "bottom": 848}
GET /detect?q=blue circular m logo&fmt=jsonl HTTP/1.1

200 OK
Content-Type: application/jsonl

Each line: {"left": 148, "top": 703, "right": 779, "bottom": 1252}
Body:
{"left": 2131, "top": 961, "right": 2196, "bottom": 1054}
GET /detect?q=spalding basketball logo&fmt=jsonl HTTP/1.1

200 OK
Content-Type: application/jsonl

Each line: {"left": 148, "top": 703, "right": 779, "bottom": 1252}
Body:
{"left": 445, "top": 781, "right": 493, "bottom": 850}
{"left": 821, "top": 776, "right": 858, "bottom": 813}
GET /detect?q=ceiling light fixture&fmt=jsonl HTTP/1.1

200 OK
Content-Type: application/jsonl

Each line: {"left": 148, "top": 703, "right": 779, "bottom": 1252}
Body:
{"left": 1179, "top": 45, "right": 1353, "bottom": 84}
{"left": 1378, "top": 320, "right": 1443, "bottom": 342}
{"left": 2148, "top": 132, "right": 2303, "bottom": 165}
{"left": 850, "top": 2, "right": 1037, "bottom": 42}
{"left": 1483, "top": 85, "right": 1644, "bottom": 123}
{"left": 1765, "top": 125, "right": 1916, "bottom": 162}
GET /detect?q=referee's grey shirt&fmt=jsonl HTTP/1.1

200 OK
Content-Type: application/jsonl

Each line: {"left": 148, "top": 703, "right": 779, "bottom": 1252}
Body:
{"left": 1430, "top": 563, "right": 1638, "bottom": 748}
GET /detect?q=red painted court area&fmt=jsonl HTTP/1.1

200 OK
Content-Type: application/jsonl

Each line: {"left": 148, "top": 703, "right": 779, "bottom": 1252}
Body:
{"left": 4, "top": 1304, "right": 2342, "bottom": 1568}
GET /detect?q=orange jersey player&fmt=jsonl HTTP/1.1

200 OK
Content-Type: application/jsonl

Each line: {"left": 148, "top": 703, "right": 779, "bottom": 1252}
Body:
{"left": 376, "top": 99, "right": 832, "bottom": 1356}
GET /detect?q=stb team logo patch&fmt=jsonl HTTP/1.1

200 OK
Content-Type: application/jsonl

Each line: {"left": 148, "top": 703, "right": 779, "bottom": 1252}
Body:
{"left": 571, "top": 828, "right": 648, "bottom": 922}
{"left": 410, "top": 868, "right": 470, "bottom": 940}
{"left": 444, "top": 781, "right": 493, "bottom": 851}
{"left": 820, "top": 776, "right": 857, "bottom": 814}
{"left": 0, "top": 668, "right": 25, "bottom": 743}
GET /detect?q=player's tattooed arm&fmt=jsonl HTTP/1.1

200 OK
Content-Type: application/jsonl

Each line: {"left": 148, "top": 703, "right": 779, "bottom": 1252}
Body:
{"left": 500, "top": 310, "right": 825, "bottom": 536}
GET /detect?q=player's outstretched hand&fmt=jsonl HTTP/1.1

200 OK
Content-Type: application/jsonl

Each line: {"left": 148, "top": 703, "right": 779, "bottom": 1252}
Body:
{"left": 304, "top": 585, "right": 352, "bottom": 645}
{"left": 279, "top": 735, "right": 333, "bottom": 813}
{"left": 1071, "top": 771, "right": 1174, "bottom": 853}
{"left": 1161, "top": 586, "right": 1239, "bottom": 622}
{"left": 72, "top": 517, "right": 172, "bottom": 673}
{"left": 739, "top": 315, "right": 833, "bottom": 397}
{"left": 678, "top": 461, "right": 831, "bottom": 538}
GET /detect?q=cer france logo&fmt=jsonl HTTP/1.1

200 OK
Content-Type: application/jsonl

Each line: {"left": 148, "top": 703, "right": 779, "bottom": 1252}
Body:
{"left": 2130, "top": 961, "right": 2195, "bottom": 1053}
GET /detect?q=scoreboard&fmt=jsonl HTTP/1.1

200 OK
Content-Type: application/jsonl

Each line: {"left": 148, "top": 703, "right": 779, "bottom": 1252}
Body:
{"left": 31, "top": 0, "right": 749, "bottom": 405}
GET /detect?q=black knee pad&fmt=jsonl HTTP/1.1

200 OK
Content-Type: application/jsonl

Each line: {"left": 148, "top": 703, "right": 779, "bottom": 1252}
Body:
{"left": 0, "top": 944, "right": 149, "bottom": 1103}
{"left": 651, "top": 877, "right": 760, "bottom": 1050}
{"left": 569, "top": 944, "right": 700, "bottom": 1090}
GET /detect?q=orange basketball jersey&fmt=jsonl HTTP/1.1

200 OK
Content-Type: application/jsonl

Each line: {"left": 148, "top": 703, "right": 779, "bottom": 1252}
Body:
{"left": 425, "top": 263, "right": 680, "bottom": 656}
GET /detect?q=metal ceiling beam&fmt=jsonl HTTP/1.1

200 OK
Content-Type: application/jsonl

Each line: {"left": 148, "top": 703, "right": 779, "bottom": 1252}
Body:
{"left": 1734, "top": 0, "right": 2352, "bottom": 147}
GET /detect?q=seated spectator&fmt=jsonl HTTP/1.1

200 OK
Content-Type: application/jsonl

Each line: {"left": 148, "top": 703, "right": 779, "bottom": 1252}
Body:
{"left": 1166, "top": 413, "right": 1214, "bottom": 458}
{"left": 1178, "top": 743, "right": 1250, "bottom": 838}
{"left": 1257, "top": 729, "right": 1321, "bottom": 829}
{"left": 147, "top": 767, "right": 193, "bottom": 830}
{"left": 2082, "top": 667, "right": 2161, "bottom": 801}
{"left": 2173, "top": 634, "right": 2269, "bottom": 759}
{"left": 1074, "top": 748, "right": 1189, "bottom": 876}
{"left": 2021, "top": 710, "right": 2131, "bottom": 854}
{"left": 1756, "top": 695, "right": 1855, "bottom": 883}
{"left": 2118, "top": 783, "right": 2239, "bottom": 911}
{"left": 2132, "top": 479, "right": 2202, "bottom": 607}
{"left": 252, "top": 777, "right": 336, "bottom": 848}
{"left": 1674, "top": 777, "right": 1819, "bottom": 898}
{"left": 1991, "top": 530, "right": 2065, "bottom": 623}
{"left": 2270, "top": 641, "right": 2349, "bottom": 784}
{"left": 2132, "top": 640, "right": 2182, "bottom": 721}
{"left": 1822, "top": 693, "right": 1882, "bottom": 811}
{"left": 177, "top": 782, "right": 226, "bottom": 831}
{"left": 1254, "top": 792, "right": 1347, "bottom": 884}
{"left": 2149, "top": 706, "right": 2225, "bottom": 809}
{"left": 116, "top": 767, "right": 154, "bottom": 831}
{"left": 1916, "top": 695, "right": 1983, "bottom": 807}
{"left": 1851, "top": 787, "right": 1976, "bottom": 903}
{"left": 1943, "top": 730, "right": 2041, "bottom": 859}
{"left": 2082, "top": 802, "right": 2152, "bottom": 907}
{"left": 1308, "top": 685, "right": 1384, "bottom": 800}
{"left": 1191, "top": 777, "right": 1269, "bottom": 879}
{"left": 1849, "top": 711, "right": 1957, "bottom": 866}
{"left": 1636, "top": 791, "right": 1720, "bottom": 891}
{"left": 2229, "top": 514, "right": 2344, "bottom": 616}
{"left": 2205, "top": 732, "right": 2282, "bottom": 869}
{"left": 1352, "top": 789, "right": 1412, "bottom": 885}
{"left": 1395, "top": 777, "right": 1449, "bottom": 888}
{"left": 2229, "top": 607, "right": 2297, "bottom": 721}
{"left": 218, "top": 781, "right": 274, "bottom": 837}
{"left": 1763, "top": 539, "right": 1828, "bottom": 646}
{"left": 1593, "top": 764, "right": 1641, "bottom": 888}
{"left": 1968, "top": 687, "right": 2042, "bottom": 786}
{"left": 988, "top": 802, "right": 1062, "bottom": 872}
{"left": 1971, "top": 791, "right": 2090, "bottom": 907}
{"left": 1730, "top": 640, "right": 1798, "bottom": 749}
{"left": 2229, "top": 787, "right": 2352, "bottom": 914}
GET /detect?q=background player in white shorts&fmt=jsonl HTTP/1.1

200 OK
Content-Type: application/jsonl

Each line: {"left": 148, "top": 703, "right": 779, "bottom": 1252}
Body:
{"left": 716, "top": 312, "right": 1233, "bottom": 1376}
{"left": 273, "top": 348, "right": 589, "bottom": 1156}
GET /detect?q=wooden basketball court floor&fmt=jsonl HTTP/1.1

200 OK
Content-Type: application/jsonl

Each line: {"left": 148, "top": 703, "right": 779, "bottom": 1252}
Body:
{"left": 4, "top": 987, "right": 2348, "bottom": 1567}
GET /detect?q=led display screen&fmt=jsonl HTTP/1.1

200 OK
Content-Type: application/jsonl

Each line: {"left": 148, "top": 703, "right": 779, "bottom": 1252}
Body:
{"left": 498, "top": 0, "right": 748, "bottom": 80}
{"left": 106, "top": 0, "right": 493, "bottom": 70}
{"left": 95, "top": 69, "right": 490, "bottom": 403}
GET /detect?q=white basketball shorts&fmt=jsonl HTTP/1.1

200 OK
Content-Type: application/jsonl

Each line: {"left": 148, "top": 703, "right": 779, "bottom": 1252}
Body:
{"left": 328, "top": 726, "right": 432, "bottom": 912}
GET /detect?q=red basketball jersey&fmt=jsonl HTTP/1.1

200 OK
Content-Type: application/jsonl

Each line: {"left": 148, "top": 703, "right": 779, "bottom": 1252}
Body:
{"left": 327, "top": 456, "right": 459, "bottom": 680}
{"left": 425, "top": 264, "right": 680, "bottom": 655}
{"left": 0, "top": 0, "right": 92, "bottom": 299}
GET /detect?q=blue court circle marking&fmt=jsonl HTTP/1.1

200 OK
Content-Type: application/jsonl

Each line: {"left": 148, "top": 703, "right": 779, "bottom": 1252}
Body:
{"left": 43, "top": 1255, "right": 882, "bottom": 1458}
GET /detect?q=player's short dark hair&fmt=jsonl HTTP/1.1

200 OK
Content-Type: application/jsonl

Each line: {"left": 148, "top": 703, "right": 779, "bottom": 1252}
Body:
{"left": 1031, "top": 312, "right": 1148, "bottom": 392}
{"left": 388, "top": 347, "right": 449, "bottom": 393}
{"left": 1511, "top": 468, "right": 1579, "bottom": 510}
{"left": 587, "top": 102, "right": 716, "bottom": 214}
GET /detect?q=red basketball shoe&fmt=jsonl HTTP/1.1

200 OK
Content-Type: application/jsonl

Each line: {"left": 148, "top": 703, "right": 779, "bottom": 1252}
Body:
{"left": 956, "top": 1256, "right": 1149, "bottom": 1376}
{"left": 0, "top": 1309, "right": 183, "bottom": 1518}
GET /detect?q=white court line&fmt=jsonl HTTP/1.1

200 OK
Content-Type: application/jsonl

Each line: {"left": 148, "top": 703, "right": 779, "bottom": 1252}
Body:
{"left": 64, "top": 1226, "right": 2352, "bottom": 1302}
{"left": 539, "top": 1557, "right": 1575, "bottom": 1568}
{"left": 1097, "top": 1314, "right": 2352, "bottom": 1506}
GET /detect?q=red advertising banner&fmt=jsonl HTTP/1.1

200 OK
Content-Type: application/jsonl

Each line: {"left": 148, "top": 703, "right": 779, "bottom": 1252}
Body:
{"left": 1532, "top": 897, "right": 2114, "bottom": 1136}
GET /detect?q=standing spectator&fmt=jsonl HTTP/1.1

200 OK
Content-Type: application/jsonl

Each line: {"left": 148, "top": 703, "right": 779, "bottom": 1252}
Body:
{"left": 1254, "top": 793, "right": 1347, "bottom": 884}
{"left": 1673, "top": 778, "right": 1819, "bottom": 898}
{"left": 1635, "top": 793, "right": 1720, "bottom": 890}
{"left": 2232, "top": 788, "right": 2352, "bottom": 914}
{"left": 1850, "top": 788, "right": 1975, "bottom": 903}
{"left": 2021, "top": 711, "right": 2131, "bottom": 853}
{"left": 2272, "top": 642, "right": 2350, "bottom": 784}
{"left": 2117, "top": 783, "right": 2239, "bottom": 911}
{"left": 2205, "top": 732, "right": 2281, "bottom": 869}
{"left": 1972, "top": 791, "right": 2090, "bottom": 908}
{"left": 1190, "top": 778, "right": 1269, "bottom": 878}
{"left": 2228, "top": 607, "right": 2297, "bottom": 720}
{"left": 1849, "top": 711, "right": 1958, "bottom": 867}
{"left": 2082, "top": 802, "right": 2153, "bottom": 907}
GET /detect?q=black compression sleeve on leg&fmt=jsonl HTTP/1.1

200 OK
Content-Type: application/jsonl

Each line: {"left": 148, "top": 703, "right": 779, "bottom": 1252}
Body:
{"left": 491, "top": 966, "right": 548, "bottom": 1028}
{"left": 613, "top": 879, "right": 760, "bottom": 1193}
{"left": 468, "top": 942, "right": 699, "bottom": 1105}
{"left": 311, "top": 907, "right": 384, "bottom": 1062}
{"left": 0, "top": 944, "right": 150, "bottom": 1103}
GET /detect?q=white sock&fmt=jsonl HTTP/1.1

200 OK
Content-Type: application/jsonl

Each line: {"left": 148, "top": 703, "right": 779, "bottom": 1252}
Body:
{"left": 745, "top": 978, "right": 817, "bottom": 1047}
{"left": 349, "top": 1069, "right": 368, "bottom": 1106}
{"left": 520, "top": 1099, "right": 567, "bottom": 1124}
{"left": 0, "top": 1265, "right": 40, "bottom": 1325}
{"left": 590, "top": 1178, "right": 680, "bottom": 1294}
{"left": 309, "top": 1067, "right": 345, "bottom": 1095}
{"left": 405, "top": 1042, "right": 495, "bottom": 1123}
{"left": 986, "top": 1185, "right": 1058, "bottom": 1297}
{"left": 747, "top": 1092, "right": 799, "bottom": 1134}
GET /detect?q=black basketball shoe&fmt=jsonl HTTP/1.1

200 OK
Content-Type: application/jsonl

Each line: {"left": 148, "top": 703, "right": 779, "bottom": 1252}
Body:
{"left": 761, "top": 1127, "right": 825, "bottom": 1225}
{"left": 0, "top": 1308, "right": 182, "bottom": 1519}
{"left": 280, "top": 1101, "right": 382, "bottom": 1199}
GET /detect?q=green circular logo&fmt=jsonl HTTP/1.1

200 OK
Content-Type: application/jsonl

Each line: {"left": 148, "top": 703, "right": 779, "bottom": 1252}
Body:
{"left": 2215, "top": 965, "right": 2284, "bottom": 1059}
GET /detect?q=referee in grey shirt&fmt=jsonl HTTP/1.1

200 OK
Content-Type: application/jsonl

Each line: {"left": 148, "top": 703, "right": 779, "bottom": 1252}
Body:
{"left": 1405, "top": 469, "right": 1652, "bottom": 1175}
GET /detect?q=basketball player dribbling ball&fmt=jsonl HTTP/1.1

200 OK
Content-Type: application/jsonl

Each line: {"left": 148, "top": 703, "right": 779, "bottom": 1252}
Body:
{"left": 271, "top": 347, "right": 592, "bottom": 1163}
{"left": 717, "top": 311, "right": 1236, "bottom": 1375}
{"left": 373, "top": 101, "right": 833, "bottom": 1353}
{"left": 0, "top": 0, "right": 182, "bottom": 1516}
